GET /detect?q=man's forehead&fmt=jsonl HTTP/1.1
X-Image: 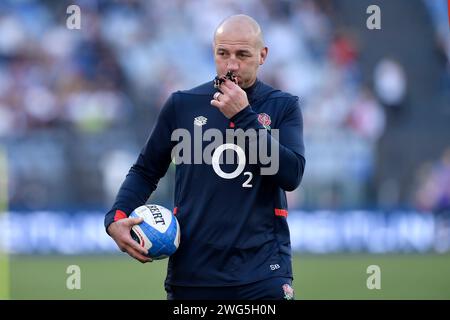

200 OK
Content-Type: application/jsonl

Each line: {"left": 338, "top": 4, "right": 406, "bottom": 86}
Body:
{"left": 214, "top": 30, "right": 259, "bottom": 49}
{"left": 214, "top": 42, "right": 255, "bottom": 52}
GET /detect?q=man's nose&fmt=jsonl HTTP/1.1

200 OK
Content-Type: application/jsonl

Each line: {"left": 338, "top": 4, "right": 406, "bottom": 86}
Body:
{"left": 227, "top": 59, "right": 239, "bottom": 71}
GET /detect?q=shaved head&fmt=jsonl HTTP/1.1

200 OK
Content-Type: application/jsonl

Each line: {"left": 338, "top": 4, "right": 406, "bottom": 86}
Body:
{"left": 213, "top": 14, "right": 268, "bottom": 88}
{"left": 214, "top": 14, "right": 265, "bottom": 49}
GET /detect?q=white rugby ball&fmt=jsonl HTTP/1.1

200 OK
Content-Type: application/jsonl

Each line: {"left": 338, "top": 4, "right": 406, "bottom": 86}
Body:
{"left": 129, "top": 204, "right": 180, "bottom": 260}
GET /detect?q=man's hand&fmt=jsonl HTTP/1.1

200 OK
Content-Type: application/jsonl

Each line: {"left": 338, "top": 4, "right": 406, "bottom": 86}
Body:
{"left": 107, "top": 217, "right": 153, "bottom": 263}
{"left": 210, "top": 79, "right": 249, "bottom": 119}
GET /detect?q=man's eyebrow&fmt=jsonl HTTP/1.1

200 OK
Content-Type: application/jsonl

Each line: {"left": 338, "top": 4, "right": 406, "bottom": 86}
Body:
{"left": 236, "top": 49, "right": 252, "bottom": 54}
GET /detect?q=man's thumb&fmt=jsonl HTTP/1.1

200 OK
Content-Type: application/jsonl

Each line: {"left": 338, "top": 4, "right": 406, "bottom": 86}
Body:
{"left": 128, "top": 217, "right": 144, "bottom": 226}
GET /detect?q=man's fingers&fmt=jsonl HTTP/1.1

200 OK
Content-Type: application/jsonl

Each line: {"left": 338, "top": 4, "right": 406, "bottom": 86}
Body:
{"left": 219, "top": 83, "right": 232, "bottom": 94}
{"left": 210, "top": 99, "right": 221, "bottom": 108}
{"left": 222, "top": 79, "right": 238, "bottom": 90}
{"left": 130, "top": 238, "right": 150, "bottom": 256}
{"left": 121, "top": 234, "right": 149, "bottom": 256}
{"left": 220, "top": 79, "right": 232, "bottom": 90}
{"left": 126, "top": 246, "right": 152, "bottom": 263}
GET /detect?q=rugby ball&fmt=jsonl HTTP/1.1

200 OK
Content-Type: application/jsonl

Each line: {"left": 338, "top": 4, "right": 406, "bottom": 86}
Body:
{"left": 129, "top": 204, "right": 180, "bottom": 260}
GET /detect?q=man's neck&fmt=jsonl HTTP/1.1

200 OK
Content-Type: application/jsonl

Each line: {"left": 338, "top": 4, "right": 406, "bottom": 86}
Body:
{"left": 242, "top": 77, "right": 257, "bottom": 90}
{"left": 243, "top": 78, "right": 259, "bottom": 97}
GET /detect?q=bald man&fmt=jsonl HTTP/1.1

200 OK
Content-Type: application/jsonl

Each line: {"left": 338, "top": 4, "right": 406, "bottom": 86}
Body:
{"left": 105, "top": 14, "right": 305, "bottom": 300}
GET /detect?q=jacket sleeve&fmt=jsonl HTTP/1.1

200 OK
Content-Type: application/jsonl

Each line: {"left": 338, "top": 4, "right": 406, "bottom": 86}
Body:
{"left": 230, "top": 97, "right": 305, "bottom": 191}
{"left": 104, "top": 94, "right": 177, "bottom": 232}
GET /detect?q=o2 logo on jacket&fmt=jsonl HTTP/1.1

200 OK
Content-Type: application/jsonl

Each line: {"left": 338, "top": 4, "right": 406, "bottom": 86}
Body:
{"left": 171, "top": 127, "right": 280, "bottom": 187}
{"left": 211, "top": 143, "right": 253, "bottom": 188}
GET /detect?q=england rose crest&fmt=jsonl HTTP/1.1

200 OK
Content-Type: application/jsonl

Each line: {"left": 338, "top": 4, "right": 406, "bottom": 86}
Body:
{"left": 282, "top": 283, "right": 295, "bottom": 300}
{"left": 257, "top": 113, "right": 271, "bottom": 130}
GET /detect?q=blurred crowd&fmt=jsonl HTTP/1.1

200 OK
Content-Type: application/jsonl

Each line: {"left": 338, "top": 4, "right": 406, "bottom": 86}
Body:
{"left": 410, "top": 0, "right": 450, "bottom": 213}
{"left": 0, "top": 0, "right": 446, "bottom": 211}
{"left": 424, "top": 0, "right": 450, "bottom": 97}
{"left": 415, "top": 148, "right": 450, "bottom": 213}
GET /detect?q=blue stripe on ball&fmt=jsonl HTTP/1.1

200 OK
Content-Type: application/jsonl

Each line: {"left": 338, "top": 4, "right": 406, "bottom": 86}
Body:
{"left": 139, "top": 215, "right": 178, "bottom": 259}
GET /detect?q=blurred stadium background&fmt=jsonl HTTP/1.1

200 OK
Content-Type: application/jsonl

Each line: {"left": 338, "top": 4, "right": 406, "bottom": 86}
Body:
{"left": 0, "top": 0, "right": 450, "bottom": 299}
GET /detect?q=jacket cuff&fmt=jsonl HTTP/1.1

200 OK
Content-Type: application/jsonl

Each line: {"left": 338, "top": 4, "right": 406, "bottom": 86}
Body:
{"left": 230, "top": 105, "right": 265, "bottom": 130}
{"left": 104, "top": 209, "right": 128, "bottom": 235}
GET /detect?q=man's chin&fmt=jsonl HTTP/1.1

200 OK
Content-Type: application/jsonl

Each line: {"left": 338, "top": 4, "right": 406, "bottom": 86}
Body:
{"left": 236, "top": 77, "right": 246, "bottom": 87}
{"left": 239, "top": 80, "right": 254, "bottom": 89}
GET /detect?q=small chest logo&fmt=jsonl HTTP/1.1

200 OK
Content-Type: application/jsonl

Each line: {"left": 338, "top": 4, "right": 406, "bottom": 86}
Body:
{"left": 194, "top": 116, "right": 207, "bottom": 127}
{"left": 282, "top": 284, "right": 295, "bottom": 300}
{"left": 257, "top": 113, "right": 271, "bottom": 130}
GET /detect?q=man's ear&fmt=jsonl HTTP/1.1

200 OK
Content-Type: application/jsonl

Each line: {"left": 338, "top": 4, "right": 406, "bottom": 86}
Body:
{"left": 259, "top": 47, "right": 268, "bottom": 65}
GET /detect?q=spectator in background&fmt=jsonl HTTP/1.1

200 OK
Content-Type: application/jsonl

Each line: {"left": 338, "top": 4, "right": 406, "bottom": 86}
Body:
{"left": 346, "top": 87, "right": 385, "bottom": 142}
{"left": 415, "top": 148, "right": 450, "bottom": 213}
{"left": 374, "top": 58, "right": 407, "bottom": 111}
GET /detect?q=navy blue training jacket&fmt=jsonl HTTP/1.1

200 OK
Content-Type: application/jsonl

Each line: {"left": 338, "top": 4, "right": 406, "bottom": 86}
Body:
{"left": 105, "top": 78, "right": 305, "bottom": 287}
